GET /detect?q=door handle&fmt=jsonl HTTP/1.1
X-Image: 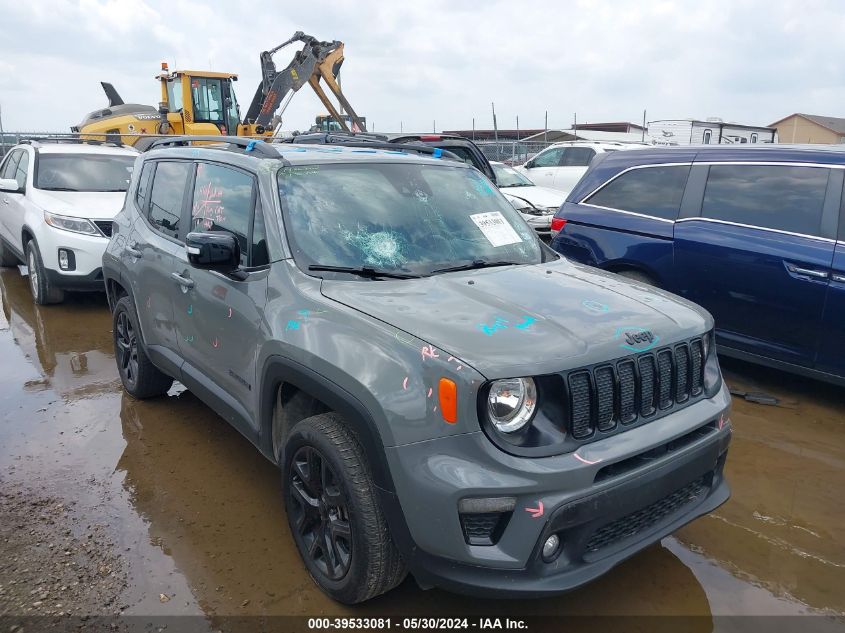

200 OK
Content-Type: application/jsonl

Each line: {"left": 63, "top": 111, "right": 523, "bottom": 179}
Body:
{"left": 832, "top": 273, "right": 845, "bottom": 283}
{"left": 170, "top": 272, "right": 195, "bottom": 289}
{"left": 785, "top": 263, "right": 828, "bottom": 279}
{"left": 124, "top": 243, "right": 142, "bottom": 258}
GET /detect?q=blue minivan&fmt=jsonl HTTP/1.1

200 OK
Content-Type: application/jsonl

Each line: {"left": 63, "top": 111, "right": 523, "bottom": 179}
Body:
{"left": 550, "top": 145, "right": 845, "bottom": 385}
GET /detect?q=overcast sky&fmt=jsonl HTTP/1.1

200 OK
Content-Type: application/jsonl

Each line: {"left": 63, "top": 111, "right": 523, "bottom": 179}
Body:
{"left": 1, "top": 0, "right": 843, "bottom": 134}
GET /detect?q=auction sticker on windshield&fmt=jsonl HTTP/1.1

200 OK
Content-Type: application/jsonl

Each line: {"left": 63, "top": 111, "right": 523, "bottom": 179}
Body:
{"left": 470, "top": 211, "right": 522, "bottom": 247}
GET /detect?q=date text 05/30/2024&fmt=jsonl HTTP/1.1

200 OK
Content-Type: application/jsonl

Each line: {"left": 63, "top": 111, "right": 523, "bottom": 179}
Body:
{"left": 308, "top": 618, "right": 528, "bottom": 630}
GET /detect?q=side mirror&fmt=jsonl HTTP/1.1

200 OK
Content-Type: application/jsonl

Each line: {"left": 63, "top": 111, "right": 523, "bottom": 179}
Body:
{"left": 0, "top": 178, "right": 21, "bottom": 193}
{"left": 185, "top": 231, "right": 239, "bottom": 273}
{"left": 524, "top": 160, "right": 534, "bottom": 169}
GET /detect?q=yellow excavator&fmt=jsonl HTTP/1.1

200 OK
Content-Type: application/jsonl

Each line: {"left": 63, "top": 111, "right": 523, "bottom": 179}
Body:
{"left": 72, "top": 31, "right": 367, "bottom": 148}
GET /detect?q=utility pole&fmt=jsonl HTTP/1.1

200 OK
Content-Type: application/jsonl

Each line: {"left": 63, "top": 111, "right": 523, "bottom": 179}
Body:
{"left": 642, "top": 109, "right": 646, "bottom": 142}
{"left": 516, "top": 115, "right": 520, "bottom": 142}
{"left": 0, "top": 104, "right": 5, "bottom": 157}
{"left": 472, "top": 117, "right": 475, "bottom": 141}
{"left": 573, "top": 112, "right": 577, "bottom": 138}
{"left": 491, "top": 102, "right": 499, "bottom": 143}
{"left": 400, "top": 121, "right": 403, "bottom": 133}
{"left": 544, "top": 110, "right": 548, "bottom": 143}
{"left": 433, "top": 120, "right": 436, "bottom": 133}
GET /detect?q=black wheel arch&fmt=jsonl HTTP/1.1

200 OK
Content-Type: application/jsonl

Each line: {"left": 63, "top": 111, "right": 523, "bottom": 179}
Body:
{"left": 259, "top": 355, "right": 395, "bottom": 494}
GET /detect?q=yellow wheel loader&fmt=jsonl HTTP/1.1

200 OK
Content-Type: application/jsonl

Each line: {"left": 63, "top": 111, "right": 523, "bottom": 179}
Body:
{"left": 72, "top": 31, "right": 366, "bottom": 148}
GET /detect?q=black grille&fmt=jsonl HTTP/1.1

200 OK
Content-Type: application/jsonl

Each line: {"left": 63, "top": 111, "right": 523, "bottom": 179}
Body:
{"left": 585, "top": 476, "right": 708, "bottom": 553}
{"left": 460, "top": 512, "right": 510, "bottom": 546}
{"left": 594, "top": 366, "right": 615, "bottom": 431}
{"left": 94, "top": 220, "right": 113, "bottom": 237}
{"left": 638, "top": 355, "right": 656, "bottom": 416}
{"left": 657, "top": 350, "right": 673, "bottom": 409}
{"left": 564, "top": 336, "right": 706, "bottom": 442}
{"left": 569, "top": 372, "right": 593, "bottom": 439}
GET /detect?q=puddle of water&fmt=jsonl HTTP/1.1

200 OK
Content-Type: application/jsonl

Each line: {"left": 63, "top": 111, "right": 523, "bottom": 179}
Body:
{"left": 0, "top": 269, "right": 843, "bottom": 619}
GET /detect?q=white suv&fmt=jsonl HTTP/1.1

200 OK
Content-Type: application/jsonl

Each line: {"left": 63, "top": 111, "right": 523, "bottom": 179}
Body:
{"left": 0, "top": 140, "right": 137, "bottom": 304}
{"left": 515, "top": 141, "right": 647, "bottom": 195}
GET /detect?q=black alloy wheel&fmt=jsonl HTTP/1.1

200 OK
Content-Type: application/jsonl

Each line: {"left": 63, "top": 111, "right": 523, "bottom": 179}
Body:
{"left": 288, "top": 445, "right": 353, "bottom": 581}
{"left": 115, "top": 309, "right": 139, "bottom": 389}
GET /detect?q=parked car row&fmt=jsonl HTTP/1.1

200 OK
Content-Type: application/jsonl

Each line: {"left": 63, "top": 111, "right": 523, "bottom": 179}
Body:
{"left": 549, "top": 144, "right": 845, "bottom": 386}
{"left": 0, "top": 135, "right": 731, "bottom": 605}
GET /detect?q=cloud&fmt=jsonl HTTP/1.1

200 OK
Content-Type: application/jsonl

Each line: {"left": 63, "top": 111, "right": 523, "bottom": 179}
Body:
{"left": 0, "top": 0, "right": 842, "bottom": 132}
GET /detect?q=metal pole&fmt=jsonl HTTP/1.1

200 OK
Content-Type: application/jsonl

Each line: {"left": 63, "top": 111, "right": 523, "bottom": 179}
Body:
{"left": 472, "top": 117, "right": 475, "bottom": 141}
{"left": 642, "top": 109, "right": 646, "bottom": 142}
{"left": 433, "top": 120, "right": 436, "bottom": 133}
{"left": 491, "top": 102, "right": 499, "bottom": 143}
{"left": 400, "top": 121, "right": 403, "bottom": 133}
{"left": 0, "top": 104, "right": 5, "bottom": 157}
{"left": 573, "top": 112, "right": 577, "bottom": 139}
{"left": 544, "top": 110, "right": 548, "bottom": 143}
{"left": 516, "top": 115, "right": 520, "bottom": 141}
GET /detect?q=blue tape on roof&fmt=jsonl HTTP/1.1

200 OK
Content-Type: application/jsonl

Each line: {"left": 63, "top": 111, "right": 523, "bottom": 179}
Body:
{"left": 245, "top": 140, "right": 257, "bottom": 152}
{"left": 433, "top": 148, "right": 443, "bottom": 158}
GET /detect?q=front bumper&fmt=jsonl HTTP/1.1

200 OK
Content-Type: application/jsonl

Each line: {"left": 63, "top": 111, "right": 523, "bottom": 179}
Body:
{"left": 45, "top": 267, "right": 105, "bottom": 291}
{"left": 383, "top": 385, "right": 731, "bottom": 597}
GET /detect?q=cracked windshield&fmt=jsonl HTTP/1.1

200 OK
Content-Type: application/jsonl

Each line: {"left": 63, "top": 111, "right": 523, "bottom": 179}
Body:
{"left": 277, "top": 162, "right": 542, "bottom": 275}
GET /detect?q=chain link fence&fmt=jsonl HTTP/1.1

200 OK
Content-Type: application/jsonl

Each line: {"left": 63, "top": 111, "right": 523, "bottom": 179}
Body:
{"left": 1, "top": 132, "right": 73, "bottom": 158}
{"left": 475, "top": 141, "right": 554, "bottom": 165}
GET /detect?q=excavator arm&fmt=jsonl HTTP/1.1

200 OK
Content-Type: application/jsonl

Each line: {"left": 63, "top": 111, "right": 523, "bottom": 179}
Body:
{"left": 243, "top": 32, "right": 366, "bottom": 132}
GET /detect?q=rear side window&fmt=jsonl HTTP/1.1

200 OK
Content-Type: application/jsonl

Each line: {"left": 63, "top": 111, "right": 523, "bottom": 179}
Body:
{"left": 190, "top": 162, "right": 254, "bottom": 267}
{"left": 532, "top": 148, "right": 565, "bottom": 168}
{"left": 586, "top": 165, "right": 690, "bottom": 220}
{"left": 701, "top": 165, "right": 830, "bottom": 236}
{"left": 561, "top": 147, "right": 596, "bottom": 167}
{"left": 135, "top": 162, "right": 154, "bottom": 212}
{"left": 148, "top": 161, "right": 192, "bottom": 240}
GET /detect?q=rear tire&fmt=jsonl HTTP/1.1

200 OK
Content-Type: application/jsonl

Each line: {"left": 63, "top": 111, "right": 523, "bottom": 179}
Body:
{"left": 616, "top": 269, "right": 658, "bottom": 288}
{"left": 0, "top": 238, "right": 18, "bottom": 267}
{"left": 283, "top": 413, "right": 407, "bottom": 604}
{"left": 112, "top": 296, "right": 173, "bottom": 398}
{"left": 25, "top": 241, "right": 65, "bottom": 305}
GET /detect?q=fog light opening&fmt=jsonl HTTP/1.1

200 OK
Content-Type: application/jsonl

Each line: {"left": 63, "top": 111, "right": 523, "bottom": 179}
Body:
{"left": 542, "top": 534, "right": 561, "bottom": 562}
{"left": 58, "top": 249, "right": 70, "bottom": 270}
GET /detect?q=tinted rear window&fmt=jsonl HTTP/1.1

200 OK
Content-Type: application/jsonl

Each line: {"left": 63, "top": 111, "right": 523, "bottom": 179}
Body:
{"left": 36, "top": 154, "right": 135, "bottom": 192}
{"left": 701, "top": 165, "right": 830, "bottom": 236}
{"left": 587, "top": 165, "right": 690, "bottom": 220}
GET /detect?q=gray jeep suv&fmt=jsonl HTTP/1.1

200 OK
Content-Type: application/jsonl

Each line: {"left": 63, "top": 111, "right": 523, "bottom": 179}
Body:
{"left": 103, "top": 136, "right": 731, "bottom": 604}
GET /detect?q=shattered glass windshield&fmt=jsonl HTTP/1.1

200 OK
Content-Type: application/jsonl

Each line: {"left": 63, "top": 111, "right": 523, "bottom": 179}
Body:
{"left": 277, "top": 162, "right": 542, "bottom": 277}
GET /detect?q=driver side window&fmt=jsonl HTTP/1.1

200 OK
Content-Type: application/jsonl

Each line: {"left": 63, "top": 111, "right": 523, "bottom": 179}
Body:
{"left": 531, "top": 148, "right": 565, "bottom": 168}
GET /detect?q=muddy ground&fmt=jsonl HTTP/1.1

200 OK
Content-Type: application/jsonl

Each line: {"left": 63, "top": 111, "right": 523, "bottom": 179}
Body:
{"left": 0, "top": 268, "right": 843, "bottom": 631}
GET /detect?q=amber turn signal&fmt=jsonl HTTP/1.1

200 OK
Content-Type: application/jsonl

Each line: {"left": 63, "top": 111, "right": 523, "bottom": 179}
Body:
{"left": 439, "top": 378, "right": 458, "bottom": 424}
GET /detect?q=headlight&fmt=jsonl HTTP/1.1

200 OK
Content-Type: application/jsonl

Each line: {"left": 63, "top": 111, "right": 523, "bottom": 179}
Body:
{"left": 44, "top": 212, "right": 99, "bottom": 236}
{"left": 703, "top": 330, "right": 722, "bottom": 397}
{"left": 487, "top": 377, "right": 537, "bottom": 433}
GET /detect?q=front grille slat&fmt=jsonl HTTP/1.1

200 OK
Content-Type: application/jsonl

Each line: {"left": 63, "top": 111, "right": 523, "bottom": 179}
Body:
{"left": 594, "top": 366, "right": 616, "bottom": 431}
{"left": 564, "top": 336, "right": 706, "bottom": 442}
{"left": 617, "top": 360, "right": 636, "bottom": 424}
{"left": 569, "top": 372, "right": 593, "bottom": 439}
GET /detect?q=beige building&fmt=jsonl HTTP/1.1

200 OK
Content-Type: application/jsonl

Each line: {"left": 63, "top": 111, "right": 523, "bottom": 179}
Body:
{"left": 769, "top": 113, "right": 845, "bottom": 144}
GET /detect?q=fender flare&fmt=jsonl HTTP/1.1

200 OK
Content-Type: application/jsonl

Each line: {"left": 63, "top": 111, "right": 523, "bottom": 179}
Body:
{"left": 258, "top": 354, "right": 396, "bottom": 494}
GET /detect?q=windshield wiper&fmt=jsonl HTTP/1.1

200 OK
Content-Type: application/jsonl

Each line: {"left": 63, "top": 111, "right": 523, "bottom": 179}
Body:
{"left": 308, "top": 265, "right": 421, "bottom": 279}
{"left": 429, "top": 260, "right": 521, "bottom": 275}
{"left": 39, "top": 187, "right": 79, "bottom": 192}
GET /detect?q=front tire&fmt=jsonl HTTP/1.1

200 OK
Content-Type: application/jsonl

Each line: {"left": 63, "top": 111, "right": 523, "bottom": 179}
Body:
{"left": 283, "top": 413, "right": 406, "bottom": 604}
{"left": 25, "top": 240, "right": 64, "bottom": 305}
{"left": 112, "top": 296, "right": 173, "bottom": 398}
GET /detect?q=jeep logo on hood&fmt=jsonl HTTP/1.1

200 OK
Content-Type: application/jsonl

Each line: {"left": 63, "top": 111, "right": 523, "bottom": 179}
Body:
{"left": 615, "top": 327, "right": 660, "bottom": 352}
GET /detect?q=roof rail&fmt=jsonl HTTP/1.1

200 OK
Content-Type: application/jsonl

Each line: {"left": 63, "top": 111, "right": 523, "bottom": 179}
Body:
{"left": 277, "top": 133, "right": 461, "bottom": 160}
{"left": 144, "top": 136, "right": 278, "bottom": 158}
{"left": 18, "top": 135, "right": 127, "bottom": 149}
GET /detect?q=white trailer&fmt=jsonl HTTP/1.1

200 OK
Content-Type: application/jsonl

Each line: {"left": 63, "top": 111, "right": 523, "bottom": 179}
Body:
{"left": 647, "top": 119, "right": 777, "bottom": 145}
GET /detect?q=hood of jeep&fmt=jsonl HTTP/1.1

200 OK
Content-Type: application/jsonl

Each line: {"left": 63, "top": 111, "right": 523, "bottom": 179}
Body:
{"left": 320, "top": 259, "right": 712, "bottom": 379}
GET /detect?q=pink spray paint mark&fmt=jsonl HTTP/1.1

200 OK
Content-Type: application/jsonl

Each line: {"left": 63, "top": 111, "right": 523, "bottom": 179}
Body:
{"left": 525, "top": 502, "right": 544, "bottom": 518}
{"left": 402, "top": 377, "right": 409, "bottom": 390}
{"left": 421, "top": 345, "right": 440, "bottom": 361}
{"left": 573, "top": 452, "right": 600, "bottom": 465}
{"left": 212, "top": 338, "right": 219, "bottom": 349}
{"left": 427, "top": 387, "right": 433, "bottom": 398}
{"left": 227, "top": 307, "right": 233, "bottom": 318}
